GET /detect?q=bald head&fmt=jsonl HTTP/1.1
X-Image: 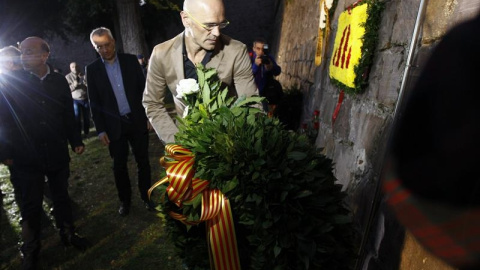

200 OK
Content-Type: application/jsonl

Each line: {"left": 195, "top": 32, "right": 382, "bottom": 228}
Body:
{"left": 183, "top": 0, "right": 225, "bottom": 17}
{"left": 20, "top": 37, "right": 50, "bottom": 54}
{"left": 19, "top": 37, "right": 50, "bottom": 76}
{"left": 181, "top": 0, "right": 227, "bottom": 51}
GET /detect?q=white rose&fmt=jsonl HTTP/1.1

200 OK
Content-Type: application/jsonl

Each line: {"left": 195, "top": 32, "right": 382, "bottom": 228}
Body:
{"left": 176, "top": 78, "right": 200, "bottom": 98}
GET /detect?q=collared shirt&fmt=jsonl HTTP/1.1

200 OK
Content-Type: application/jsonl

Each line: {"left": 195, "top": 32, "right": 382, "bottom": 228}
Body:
{"left": 103, "top": 56, "right": 131, "bottom": 116}
{"left": 30, "top": 65, "right": 50, "bottom": 81}
{"left": 183, "top": 33, "right": 212, "bottom": 80}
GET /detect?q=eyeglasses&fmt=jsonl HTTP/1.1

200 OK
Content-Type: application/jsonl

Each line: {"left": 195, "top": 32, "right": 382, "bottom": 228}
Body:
{"left": 184, "top": 10, "right": 229, "bottom": 31}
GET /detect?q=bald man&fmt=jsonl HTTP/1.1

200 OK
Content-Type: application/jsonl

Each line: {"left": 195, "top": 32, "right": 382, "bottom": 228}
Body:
{"left": 0, "top": 37, "right": 88, "bottom": 269}
{"left": 143, "top": 0, "right": 258, "bottom": 144}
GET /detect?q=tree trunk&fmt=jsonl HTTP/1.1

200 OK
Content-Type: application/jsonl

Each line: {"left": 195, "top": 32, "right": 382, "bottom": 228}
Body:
{"left": 114, "top": 0, "right": 148, "bottom": 57}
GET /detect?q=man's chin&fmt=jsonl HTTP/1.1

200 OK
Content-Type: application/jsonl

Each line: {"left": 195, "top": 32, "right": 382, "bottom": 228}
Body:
{"left": 102, "top": 55, "right": 115, "bottom": 61}
{"left": 203, "top": 43, "right": 216, "bottom": 51}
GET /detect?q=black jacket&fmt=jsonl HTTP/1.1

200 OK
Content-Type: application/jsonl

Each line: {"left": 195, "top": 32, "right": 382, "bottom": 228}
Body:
{"left": 86, "top": 53, "right": 148, "bottom": 141}
{"left": 0, "top": 69, "right": 83, "bottom": 171}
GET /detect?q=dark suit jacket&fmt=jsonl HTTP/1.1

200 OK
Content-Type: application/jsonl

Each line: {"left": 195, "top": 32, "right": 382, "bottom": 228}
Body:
{"left": 86, "top": 53, "right": 148, "bottom": 141}
{"left": 0, "top": 69, "right": 83, "bottom": 171}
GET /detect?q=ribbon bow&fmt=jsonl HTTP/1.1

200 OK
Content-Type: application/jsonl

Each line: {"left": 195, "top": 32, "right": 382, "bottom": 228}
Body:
{"left": 149, "top": 144, "right": 241, "bottom": 270}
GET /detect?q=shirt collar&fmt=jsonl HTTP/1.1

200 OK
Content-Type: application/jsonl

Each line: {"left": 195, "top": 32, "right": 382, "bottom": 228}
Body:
{"left": 101, "top": 54, "right": 118, "bottom": 65}
{"left": 182, "top": 33, "right": 213, "bottom": 66}
{"left": 32, "top": 65, "right": 50, "bottom": 81}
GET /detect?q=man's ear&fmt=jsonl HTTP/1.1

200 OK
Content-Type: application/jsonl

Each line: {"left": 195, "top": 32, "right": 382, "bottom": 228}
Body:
{"left": 180, "top": 11, "right": 190, "bottom": 28}
{"left": 42, "top": 52, "right": 50, "bottom": 63}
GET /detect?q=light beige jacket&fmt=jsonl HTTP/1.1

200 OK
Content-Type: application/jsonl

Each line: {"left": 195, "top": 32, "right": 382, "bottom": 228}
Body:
{"left": 143, "top": 32, "right": 258, "bottom": 144}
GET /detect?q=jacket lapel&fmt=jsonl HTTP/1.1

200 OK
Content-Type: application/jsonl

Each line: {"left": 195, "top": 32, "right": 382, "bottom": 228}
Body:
{"left": 170, "top": 34, "right": 185, "bottom": 97}
{"left": 206, "top": 35, "right": 226, "bottom": 71}
{"left": 94, "top": 59, "right": 116, "bottom": 101}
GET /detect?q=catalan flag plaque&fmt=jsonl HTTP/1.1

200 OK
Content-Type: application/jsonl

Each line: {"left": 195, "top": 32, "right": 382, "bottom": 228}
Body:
{"left": 329, "top": 0, "right": 383, "bottom": 94}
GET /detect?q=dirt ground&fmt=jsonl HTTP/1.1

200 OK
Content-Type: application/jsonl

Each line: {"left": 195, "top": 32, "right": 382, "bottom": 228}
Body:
{"left": 0, "top": 131, "right": 184, "bottom": 270}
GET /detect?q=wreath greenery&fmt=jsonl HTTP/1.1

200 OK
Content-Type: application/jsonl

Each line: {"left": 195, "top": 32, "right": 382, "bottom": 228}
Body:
{"left": 151, "top": 65, "right": 358, "bottom": 269}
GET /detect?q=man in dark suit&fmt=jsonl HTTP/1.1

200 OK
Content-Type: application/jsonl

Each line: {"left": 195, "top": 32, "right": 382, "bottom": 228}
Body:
{"left": 86, "top": 27, "right": 153, "bottom": 216}
{"left": 0, "top": 37, "right": 88, "bottom": 269}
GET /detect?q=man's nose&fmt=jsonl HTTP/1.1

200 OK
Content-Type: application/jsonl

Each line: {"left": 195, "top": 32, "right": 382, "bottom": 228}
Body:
{"left": 211, "top": 26, "right": 221, "bottom": 37}
{"left": 21, "top": 55, "right": 32, "bottom": 61}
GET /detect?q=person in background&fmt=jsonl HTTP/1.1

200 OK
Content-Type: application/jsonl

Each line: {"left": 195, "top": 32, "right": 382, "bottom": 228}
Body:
{"left": 0, "top": 37, "right": 88, "bottom": 269}
{"left": 137, "top": 54, "right": 148, "bottom": 76}
{"left": 383, "top": 12, "right": 480, "bottom": 270}
{"left": 65, "top": 62, "right": 90, "bottom": 138}
{"left": 251, "top": 37, "right": 282, "bottom": 114}
{"left": 143, "top": 0, "right": 258, "bottom": 144}
{"left": 0, "top": 46, "right": 23, "bottom": 202}
{"left": 86, "top": 27, "right": 153, "bottom": 217}
{"left": 0, "top": 45, "right": 22, "bottom": 73}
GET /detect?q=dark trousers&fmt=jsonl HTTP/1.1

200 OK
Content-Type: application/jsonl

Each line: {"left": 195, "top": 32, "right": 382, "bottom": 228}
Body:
{"left": 108, "top": 119, "right": 151, "bottom": 205}
{"left": 15, "top": 165, "right": 73, "bottom": 255}
{"left": 8, "top": 166, "right": 22, "bottom": 210}
{"left": 73, "top": 99, "right": 90, "bottom": 135}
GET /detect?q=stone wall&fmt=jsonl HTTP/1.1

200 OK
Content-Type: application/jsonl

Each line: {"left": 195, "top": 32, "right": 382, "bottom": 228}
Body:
{"left": 273, "top": 0, "right": 480, "bottom": 269}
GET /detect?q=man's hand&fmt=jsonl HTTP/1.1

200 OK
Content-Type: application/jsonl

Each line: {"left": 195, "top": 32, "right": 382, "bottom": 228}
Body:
{"left": 74, "top": 146, "right": 85, "bottom": 155}
{"left": 254, "top": 56, "right": 263, "bottom": 67}
{"left": 99, "top": 133, "right": 110, "bottom": 146}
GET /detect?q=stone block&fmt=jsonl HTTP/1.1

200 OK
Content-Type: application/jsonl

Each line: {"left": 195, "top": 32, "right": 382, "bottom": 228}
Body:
{"left": 348, "top": 102, "right": 386, "bottom": 152}
{"left": 367, "top": 47, "right": 405, "bottom": 106}
{"left": 391, "top": 0, "right": 421, "bottom": 44}
{"left": 332, "top": 139, "right": 356, "bottom": 187}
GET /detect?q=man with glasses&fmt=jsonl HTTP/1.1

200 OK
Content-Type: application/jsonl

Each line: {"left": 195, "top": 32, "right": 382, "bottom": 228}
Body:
{"left": 86, "top": 27, "right": 153, "bottom": 217}
{"left": 143, "top": 0, "right": 258, "bottom": 144}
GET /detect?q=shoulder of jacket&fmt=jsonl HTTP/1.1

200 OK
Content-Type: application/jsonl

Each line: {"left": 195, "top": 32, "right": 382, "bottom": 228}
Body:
{"left": 221, "top": 35, "right": 247, "bottom": 51}
{"left": 153, "top": 33, "right": 181, "bottom": 51}
{"left": 86, "top": 58, "right": 102, "bottom": 69}
{"left": 49, "top": 72, "right": 69, "bottom": 82}
{"left": 118, "top": 53, "right": 136, "bottom": 60}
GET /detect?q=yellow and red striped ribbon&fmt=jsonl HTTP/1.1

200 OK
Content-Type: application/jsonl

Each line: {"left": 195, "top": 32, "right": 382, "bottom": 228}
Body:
{"left": 148, "top": 144, "right": 241, "bottom": 270}
{"left": 315, "top": 0, "right": 332, "bottom": 66}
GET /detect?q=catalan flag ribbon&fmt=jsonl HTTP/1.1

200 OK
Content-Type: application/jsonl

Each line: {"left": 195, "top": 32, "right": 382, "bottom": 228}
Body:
{"left": 315, "top": 0, "right": 333, "bottom": 66}
{"left": 148, "top": 144, "right": 241, "bottom": 270}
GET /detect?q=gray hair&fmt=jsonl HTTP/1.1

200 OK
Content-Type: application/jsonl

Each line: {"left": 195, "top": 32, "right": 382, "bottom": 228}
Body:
{"left": 0, "top": 45, "right": 21, "bottom": 58}
{"left": 90, "top": 27, "right": 115, "bottom": 45}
